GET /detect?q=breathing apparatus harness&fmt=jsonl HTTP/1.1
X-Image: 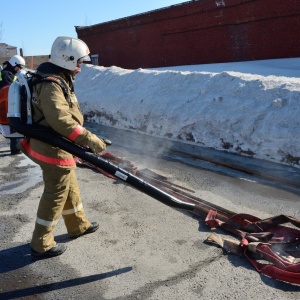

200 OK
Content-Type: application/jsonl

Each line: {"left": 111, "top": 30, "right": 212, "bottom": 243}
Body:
{"left": 10, "top": 71, "right": 69, "bottom": 126}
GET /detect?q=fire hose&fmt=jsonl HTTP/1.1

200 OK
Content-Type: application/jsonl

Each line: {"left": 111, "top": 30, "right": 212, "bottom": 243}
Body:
{"left": 8, "top": 117, "right": 300, "bottom": 285}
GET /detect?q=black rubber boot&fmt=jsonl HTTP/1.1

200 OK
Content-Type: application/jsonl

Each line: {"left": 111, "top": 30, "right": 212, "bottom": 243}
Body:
{"left": 31, "top": 243, "right": 67, "bottom": 259}
{"left": 10, "top": 138, "right": 22, "bottom": 155}
{"left": 70, "top": 222, "right": 99, "bottom": 239}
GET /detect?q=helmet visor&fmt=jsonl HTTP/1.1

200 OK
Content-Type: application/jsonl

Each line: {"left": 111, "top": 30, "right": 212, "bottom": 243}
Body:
{"left": 16, "top": 64, "right": 25, "bottom": 69}
{"left": 78, "top": 55, "right": 91, "bottom": 64}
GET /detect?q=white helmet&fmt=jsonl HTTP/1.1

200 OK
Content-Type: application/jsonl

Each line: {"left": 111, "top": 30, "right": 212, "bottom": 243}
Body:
{"left": 9, "top": 55, "right": 26, "bottom": 68}
{"left": 50, "top": 36, "right": 91, "bottom": 71}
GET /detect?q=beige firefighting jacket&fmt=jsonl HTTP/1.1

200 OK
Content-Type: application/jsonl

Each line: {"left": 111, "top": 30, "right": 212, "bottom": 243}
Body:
{"left": 21, "top": 63, "right": 106, "bottom": 168}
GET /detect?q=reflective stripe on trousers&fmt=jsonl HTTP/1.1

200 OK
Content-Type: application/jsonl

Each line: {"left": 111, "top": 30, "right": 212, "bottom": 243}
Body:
{"left": 30, "top": 167, "right": 91, "bottom": 252}
{"left": 36, "top": 202, "right": 84, "bottom": 226}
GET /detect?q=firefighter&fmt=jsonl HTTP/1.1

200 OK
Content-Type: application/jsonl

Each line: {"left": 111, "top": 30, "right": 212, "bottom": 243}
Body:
{"left": 0, "top": 55, "right": 25, "bottom": 154}
{"left": 21, "top": 36, "right": 107, "bottom": 258}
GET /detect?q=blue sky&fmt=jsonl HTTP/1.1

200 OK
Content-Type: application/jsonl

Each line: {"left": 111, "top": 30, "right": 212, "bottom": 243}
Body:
{"left": 1, "top": 0, "right": 184, "bottom": 56}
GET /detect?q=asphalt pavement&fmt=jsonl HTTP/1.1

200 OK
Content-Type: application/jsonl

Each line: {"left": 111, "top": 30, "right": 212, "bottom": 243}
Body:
{"left": 0, "top": 129, "right": 299, "bottom": 300}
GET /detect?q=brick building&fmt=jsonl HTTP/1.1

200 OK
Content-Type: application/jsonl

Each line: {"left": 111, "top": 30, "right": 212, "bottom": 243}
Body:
{"left": 0, "top": 43, "right": 48, "bottom": 70}
{"left": 76, "top": 0, "right": 300, "bottom": 69}
{"left": 0, "top": 55, "right": 49, "bottom": 70}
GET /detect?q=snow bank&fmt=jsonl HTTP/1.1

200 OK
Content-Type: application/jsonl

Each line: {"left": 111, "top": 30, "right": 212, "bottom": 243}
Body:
{"left": 75, "top": 64, "right": 300, "bottom": 167}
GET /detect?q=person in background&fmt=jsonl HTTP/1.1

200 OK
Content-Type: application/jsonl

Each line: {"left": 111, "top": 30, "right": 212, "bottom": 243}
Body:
{"left": 21, "top": 36, "right": 107, "bottom": 259}
{"left": 0, "top": 60, "right": 7, "bottom": 71}
{"left": 0, "top": 55, "right": 26, "bottom": 154}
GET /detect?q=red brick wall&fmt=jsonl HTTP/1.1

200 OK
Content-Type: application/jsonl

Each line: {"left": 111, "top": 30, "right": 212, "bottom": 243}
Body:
{"left": 76, "top": 0, "right": 300, "bottom": 69}
{"left": 0, "top": 55, "right": 49, "bottom": 71}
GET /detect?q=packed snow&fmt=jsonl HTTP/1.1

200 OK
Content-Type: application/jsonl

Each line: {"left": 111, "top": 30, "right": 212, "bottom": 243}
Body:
{"left": 74, "top": 58, "right": 300, "bottom": 168}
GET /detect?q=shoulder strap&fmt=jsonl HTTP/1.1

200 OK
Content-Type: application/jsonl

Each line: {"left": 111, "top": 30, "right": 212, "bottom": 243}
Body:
{"left": 30, "top": 73, "right": 70, "bottom": 101}
{"left": 27, "top": 72, "right": 71, "bottom": 125}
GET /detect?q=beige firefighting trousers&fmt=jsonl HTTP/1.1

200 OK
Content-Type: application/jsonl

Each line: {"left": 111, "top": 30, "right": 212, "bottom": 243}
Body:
{"left": 30, "top": 166, "right": 91, "bottom": 252}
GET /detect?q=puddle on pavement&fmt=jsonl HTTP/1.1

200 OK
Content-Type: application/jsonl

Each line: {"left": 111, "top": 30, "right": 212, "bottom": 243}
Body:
{"left": 0, "top": 155, "right": 42, "bottom": 195}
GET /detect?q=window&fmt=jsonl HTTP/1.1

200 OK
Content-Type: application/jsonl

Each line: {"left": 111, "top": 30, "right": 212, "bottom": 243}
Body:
{"left": 91, "top": 54, "right": 99, "bottom": 66}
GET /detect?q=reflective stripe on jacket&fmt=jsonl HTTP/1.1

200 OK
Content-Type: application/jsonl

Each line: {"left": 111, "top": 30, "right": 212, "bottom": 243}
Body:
{"left": 21, "top": 138, "right": 76, "bottom": 166}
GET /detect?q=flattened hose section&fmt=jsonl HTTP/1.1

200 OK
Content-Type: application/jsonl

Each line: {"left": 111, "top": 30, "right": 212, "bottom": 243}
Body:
{"left": 9, "top": 117, "right": 195, "bottom": 212}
